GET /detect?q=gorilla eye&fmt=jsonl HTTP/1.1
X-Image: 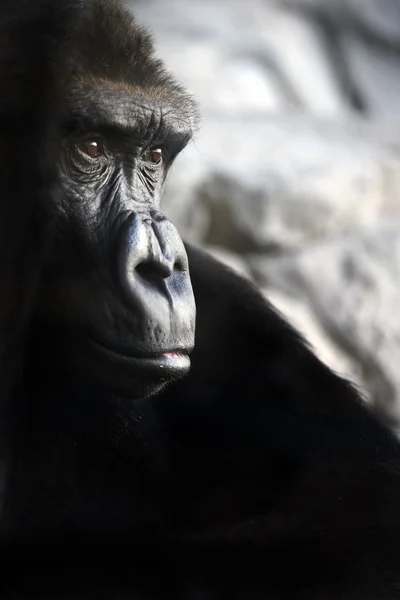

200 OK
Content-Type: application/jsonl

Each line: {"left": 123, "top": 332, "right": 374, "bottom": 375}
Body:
{"left": 78, "top": 138, "right": 105, "bottom": 159}
{"left": 142, "top": 147, "right": 163, "bottom": 165}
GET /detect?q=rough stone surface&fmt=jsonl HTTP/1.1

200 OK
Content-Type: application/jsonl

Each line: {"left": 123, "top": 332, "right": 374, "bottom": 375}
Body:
{"left": 342, "top": 34, "right": 400, "bottom": 119}
{"left": 126, "top": 0, "right": 400, "bottom": 418}
{"left": 204, "top": 246, "right": 253, "bottom": 280}
{"left": 129, "top": 0, "right": 350, "bottom": 117}
{"left": 264, "top": 287, "right": 366, "bottom": 397}
{"left": 164, "top": 117, "right": 400, "bottom": 252}
{"left": 349, "top": 0, "right": 400, "bottom": 45}
{"left": 250, "top": 224, "right": 400, "bottom": 422}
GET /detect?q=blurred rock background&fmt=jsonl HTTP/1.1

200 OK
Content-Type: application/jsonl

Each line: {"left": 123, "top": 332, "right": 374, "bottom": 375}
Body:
{"left": 126, "top": 0, "right": 400, "bottom": 423}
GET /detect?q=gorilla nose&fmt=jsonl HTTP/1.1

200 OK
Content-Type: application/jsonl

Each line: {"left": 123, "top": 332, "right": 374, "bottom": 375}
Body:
{"left": 122, "top": 211, "right": 188, "bottom": 287}
{"left": 115, "top": 211, "right": 195, "bottom": 350}
{"left": 135, "top": 258, "right": 172, "bottom": 282}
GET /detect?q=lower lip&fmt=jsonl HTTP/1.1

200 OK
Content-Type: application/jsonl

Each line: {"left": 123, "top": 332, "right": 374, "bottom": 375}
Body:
{"left": 90, "top": 339, "right": 191, "bottom": 374}
{"left": 139, "top": 352, "right": 191, "bottom": 371}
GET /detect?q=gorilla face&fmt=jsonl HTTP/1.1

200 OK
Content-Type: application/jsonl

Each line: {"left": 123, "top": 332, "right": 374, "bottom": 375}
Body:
{"left": 32, "top": 71, "right": 198, "bottom": 398}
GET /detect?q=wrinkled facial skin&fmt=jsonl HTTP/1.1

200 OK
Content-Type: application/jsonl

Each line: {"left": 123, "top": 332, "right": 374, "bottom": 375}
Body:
{"left": 32, "top": 84, "right": 197, "bottom": 399}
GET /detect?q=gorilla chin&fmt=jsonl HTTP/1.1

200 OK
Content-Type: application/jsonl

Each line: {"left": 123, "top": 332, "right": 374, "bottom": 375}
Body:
{"left": 76, "top": 341, "right": 192, "bottom": 399}
{"left": 27, "top": 319, "right": 194, "bottom": 400}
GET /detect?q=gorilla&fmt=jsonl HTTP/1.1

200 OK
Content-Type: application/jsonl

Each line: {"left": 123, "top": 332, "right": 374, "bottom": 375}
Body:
{"left": 2, "top": 0, "right": 400, "bottom": 598}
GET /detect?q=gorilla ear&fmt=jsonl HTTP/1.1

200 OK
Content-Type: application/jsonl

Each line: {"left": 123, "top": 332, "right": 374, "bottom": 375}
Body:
{"left": 0, "top": 1, "right": 82, "bottom": 372}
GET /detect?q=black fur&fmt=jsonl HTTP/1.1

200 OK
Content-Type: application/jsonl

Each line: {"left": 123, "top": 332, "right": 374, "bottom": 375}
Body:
{"left": 2, "top": 1, "right": 400, "bottom": 599}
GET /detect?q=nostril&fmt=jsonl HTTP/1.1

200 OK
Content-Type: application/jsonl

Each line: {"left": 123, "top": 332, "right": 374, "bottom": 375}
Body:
{"left": 136, "top": 260, "right": 172, "bottom": 281}
{"left": 174, "top": 258, "right": 186, "bottom": 273}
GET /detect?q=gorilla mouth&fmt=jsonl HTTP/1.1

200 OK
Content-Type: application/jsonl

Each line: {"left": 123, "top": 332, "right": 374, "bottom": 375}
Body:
{"left": 87, "top": 335, "right": 191, "bottom": 376}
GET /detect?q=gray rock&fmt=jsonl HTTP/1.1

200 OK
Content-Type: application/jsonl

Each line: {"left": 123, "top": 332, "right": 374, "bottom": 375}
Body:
{"left": 255, "top": 6, "right": 350, "bottom": 116}
{"left": 164, "top": 116, "right": 400, "bottom": 252}
{"left": 250, "top": 224, "right": 400, "bottom": 421}
{"left": 128, "top": 0, "right": 350, "bottom": 117}
{"left": 342, "top": 34, "right": 400, "bottom": 119}
{"left": 149, "top": 34, "right": 290, "bottom": 116}
{"left": 264, "top": 287, "right": 365, "bottom": 393}
{"left": 285, "top": 0, "right": 400, "bottom": 45}
{"left": 124, "top": 0, "right": 400, "bottom": 423}
{"left": 204, "top": 246, "right": 253, "bottom": 280}
{"left": 128, "top": 0, "right": 400, "bottom": 120}
{"left": 349, "top": 0, "right": 400, "bottom": 45}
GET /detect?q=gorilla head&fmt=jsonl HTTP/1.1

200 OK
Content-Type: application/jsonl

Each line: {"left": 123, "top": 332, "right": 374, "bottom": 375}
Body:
{"left": 29, "top": 0, "right": 199, "bottom": 399}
